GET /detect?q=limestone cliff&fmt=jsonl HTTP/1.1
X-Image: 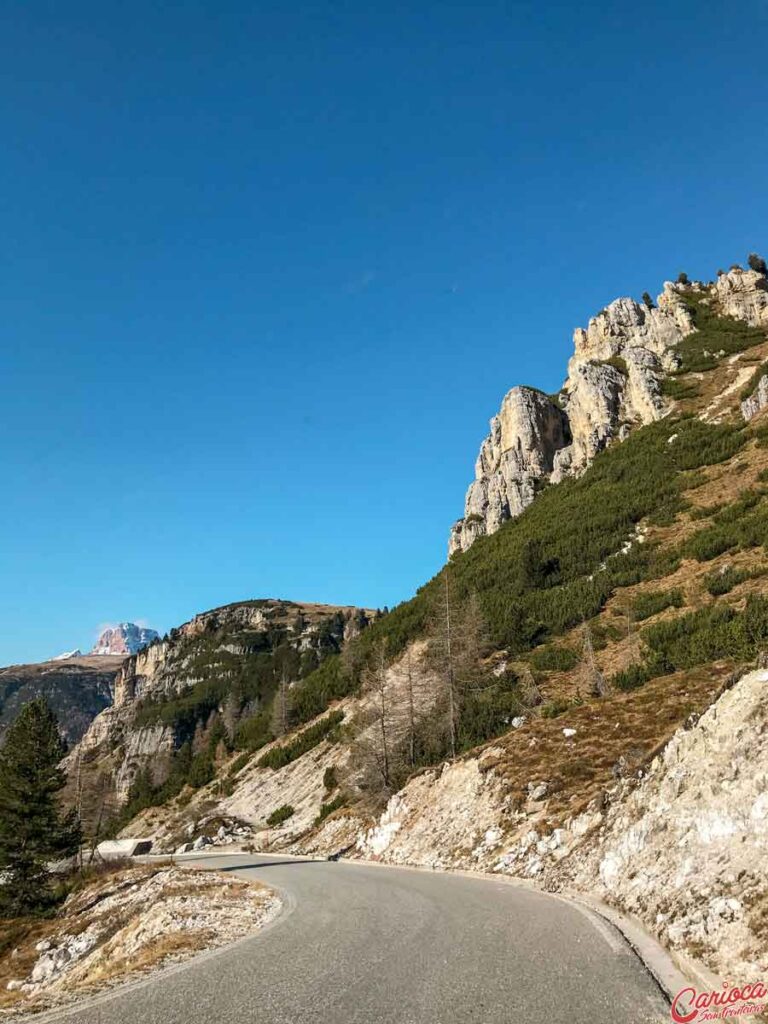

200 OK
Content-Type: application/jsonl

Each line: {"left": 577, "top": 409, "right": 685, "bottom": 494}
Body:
{"left": 449, "top": 273, "right": 768, "bottom": 553}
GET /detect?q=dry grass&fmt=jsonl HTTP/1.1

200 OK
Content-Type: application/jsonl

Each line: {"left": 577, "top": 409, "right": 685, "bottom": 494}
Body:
{"left": 482, "top": 661, "right": 734, "bottom": 826}
{"left": 79, "top": 929, "right": 216, "bottom": 987}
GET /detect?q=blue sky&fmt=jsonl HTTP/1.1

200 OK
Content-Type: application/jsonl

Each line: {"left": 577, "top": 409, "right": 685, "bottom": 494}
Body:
{"left": 1, "top": 1, "right": 767, "bottom": 664}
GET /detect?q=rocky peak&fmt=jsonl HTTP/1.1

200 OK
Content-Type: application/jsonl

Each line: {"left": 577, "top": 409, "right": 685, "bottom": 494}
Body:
{"left": 449, "top": 264, "right": 767, "bottom": 554}
{"left": 91, "top": 623, "right": 159, "bottom": 657}
{"left": 449, "top": 387, "right": 569, "bottom": 555}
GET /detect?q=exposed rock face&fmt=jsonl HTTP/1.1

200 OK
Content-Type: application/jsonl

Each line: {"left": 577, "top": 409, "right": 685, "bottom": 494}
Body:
{"left": 449, "top": 270, "right": 768, "bottom": 553}
{"left": 91, "top": 623, "right": 159, "bottom": 657}
{"left": 449, "top": 387, "right": 569, "bottom": 555}
{"left": 0, "top": 656, "right": 121, "bottom": 747}
{"left": 564, "top": 667, "right": 768, "bottom": 979}
{"left": 714, "top": 267, "right": 768, "bottom": 327}
{"left": 741, "top": 374, "right": 768, "bottom": 422}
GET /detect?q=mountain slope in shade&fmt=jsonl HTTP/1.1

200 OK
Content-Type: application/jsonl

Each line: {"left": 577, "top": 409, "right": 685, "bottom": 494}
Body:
{"left": 91, "top": 623, "right": 159, "bottom": 657}
{"left": 0, "top": 656, "right": 122, "bottom": 746}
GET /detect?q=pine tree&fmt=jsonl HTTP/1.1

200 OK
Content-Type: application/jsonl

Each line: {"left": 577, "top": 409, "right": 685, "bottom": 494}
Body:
{"left": 0, "top": 699, "right": 81, "bottom": 916}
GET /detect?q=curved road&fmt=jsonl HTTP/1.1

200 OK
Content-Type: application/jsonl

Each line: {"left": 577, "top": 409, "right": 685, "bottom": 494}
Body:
{"left": 37, "top": 854, "right": 668, "bottom": 1024}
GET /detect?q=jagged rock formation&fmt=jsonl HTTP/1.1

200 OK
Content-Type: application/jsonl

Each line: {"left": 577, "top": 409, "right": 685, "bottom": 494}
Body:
{"left": 91, "top": 623, "right": 159, "bottom": 657}
{"left": 714, "top": 267, "right": 768, "bottom": 327}
{"left": 450, "top": 283, "right": 698, "bottom": 553}
{"left": 0, "top": 656, "right": 121, "bottom": 746}
{"left": 449, "top": 388, "right": 570, "bottom": 554}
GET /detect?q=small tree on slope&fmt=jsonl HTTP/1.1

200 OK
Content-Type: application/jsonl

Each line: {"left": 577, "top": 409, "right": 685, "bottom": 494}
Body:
{"left": 0, "top": 698, "right": 81, "bottom": 916}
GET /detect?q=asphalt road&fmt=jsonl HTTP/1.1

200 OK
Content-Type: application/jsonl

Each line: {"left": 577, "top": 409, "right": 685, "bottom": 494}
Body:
{"left": 35, "top": 853, "right": 668, "bottom": 1024}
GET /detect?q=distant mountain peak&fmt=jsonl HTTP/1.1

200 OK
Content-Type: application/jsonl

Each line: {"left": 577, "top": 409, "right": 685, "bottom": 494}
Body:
{"left": 51, "top": 649, "right": 82, "bottom": 661}
{"left": 91, "top": 623, "right": 159, "bottom": 657}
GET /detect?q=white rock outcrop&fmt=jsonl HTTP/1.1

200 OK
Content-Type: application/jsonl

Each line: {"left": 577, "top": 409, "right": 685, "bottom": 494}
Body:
{"left": 565, "top": 668, "right": 768, "bottom": 978}
{"left": 449, "top": 387, "right": 569, "bottom": 554}
{"left": 741, "top": 374, "right": 768, "bottom": 422}
{"left": 714, "top": 267, "right": 768, "bottom": 327}
{"left": 450, "top": 269, "right": 768, "bottom": 553}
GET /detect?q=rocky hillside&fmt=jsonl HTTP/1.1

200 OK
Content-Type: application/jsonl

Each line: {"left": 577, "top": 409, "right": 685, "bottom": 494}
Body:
{"left": 73, "top": 254, "right": 768, "bottom": 981}
{"left": 0, "top": 656, "right": 121, "bottom": 747}
{"left": 67, "top": 599, "right": 376, "bottom": 832}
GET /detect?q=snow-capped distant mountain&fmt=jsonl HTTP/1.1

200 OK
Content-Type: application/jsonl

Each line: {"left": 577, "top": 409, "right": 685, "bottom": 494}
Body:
{"left": 91, "top": 623, "right": 159, "bottom": 657}
{"left": 51, "top": 649, "right": 82, "bottom": 661}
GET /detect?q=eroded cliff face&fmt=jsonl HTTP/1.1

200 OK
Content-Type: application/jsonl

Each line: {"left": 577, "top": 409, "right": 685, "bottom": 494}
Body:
{"left": 450, "top": 279, "right": 722, "bottom": 553}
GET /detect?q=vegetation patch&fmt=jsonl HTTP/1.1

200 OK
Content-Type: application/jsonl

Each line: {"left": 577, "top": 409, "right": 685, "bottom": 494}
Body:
{"left": 258, "top": 711, "right": 345, "bottom": 770}
{"left": 673, "top": 292, "right": 766, "bottom": 373}
{"left": 529, "top": 645, "right": 579, "bottom": 672}
{"left": 631, "top": 589, "right": 684, "bottom": 621}
{"left": 610, "top": 595, "right": 768, "bottom": 691}
{"left": 315, "top": 794, "right": 346, "bottom": 826}
{"left": 266, "top": 805, "right": 294, "bottom": 827}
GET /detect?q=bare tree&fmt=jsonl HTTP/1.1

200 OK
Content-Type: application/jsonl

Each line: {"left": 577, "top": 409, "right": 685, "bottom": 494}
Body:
{"left": 349, "top": 640, "right": 396, "bottom": 798}
{"left": 440, "top": 573, "right": 458, "bottom": 758}
{"left": 518, "top": 663, "right": 543, "bottom": 710}
{"left": 428, "top": 575, "right": 491, "bottom": 758}
{"left": 582, "top": 621, "right": 608, "bottom": 697}
{"left": 271, "top": 665, "right": 290, "bottom": 738}
{"left": 403, "top": 646, "right": 417, "bottom": 769}
{"left": 367, "top": 641, "right": 392, "bottom": 789}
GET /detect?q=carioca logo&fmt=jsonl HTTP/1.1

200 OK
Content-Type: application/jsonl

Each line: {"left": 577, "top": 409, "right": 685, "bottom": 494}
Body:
{"left": 671, "top": 981, "right": 768, "bottom": 1022}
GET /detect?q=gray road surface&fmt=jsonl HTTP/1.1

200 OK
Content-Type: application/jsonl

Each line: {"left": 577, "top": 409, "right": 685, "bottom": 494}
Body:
{"left": 31, "top": 853, "right": 669, "bottom": 1024}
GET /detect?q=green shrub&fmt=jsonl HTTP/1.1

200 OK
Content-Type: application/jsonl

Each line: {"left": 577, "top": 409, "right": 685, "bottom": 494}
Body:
{"left": 227, "top": 752, "right": 252, "bottom": 776}
{"left": 661, "top": 377, "right": 702, "bottom": 401}
{"left": 689, "top": 502, "right": 725, "bottom": 521}
{"left": 632, "top": 589, "right": 684, "bottom": 621}
{"left": 704, "top": 565, "right": 764, "bottom": 596}
{"left": 683, "top": 491, "right": 768, "bottom": 562}
{"left": 322, "top": 766, "right": 338, "bottom": 791}
{"left": 530, "top": 645, "right": 579, "bottom": 672}
{"left": 541, "top": 699, "right": 576, "bottom": 719}
{"left": 258, "top": 711, "right": 345, "bottom": 770}
{"left": 674, "top": 292, "right": 766, "bottom": 373}
{"left": 266, "top": 804, "right": 294, "bottom": 827}
{"left": 315, "top": 794, "right": 346, "bottom": 826}
{"left": 612, "top": 663, "right": 653, "bottom": 691}
{"left": 234, "top": 711, "right": 272, "bottom": 752}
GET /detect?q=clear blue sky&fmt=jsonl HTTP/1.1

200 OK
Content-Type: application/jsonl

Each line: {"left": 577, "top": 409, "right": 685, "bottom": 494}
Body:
{"left": 1, "top": 1, "right": 767, "bottom": 664}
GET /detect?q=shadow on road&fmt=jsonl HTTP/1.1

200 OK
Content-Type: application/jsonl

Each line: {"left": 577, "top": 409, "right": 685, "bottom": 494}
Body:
{"left": 212, "top": 859, "right": 329, "bottom": 871}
